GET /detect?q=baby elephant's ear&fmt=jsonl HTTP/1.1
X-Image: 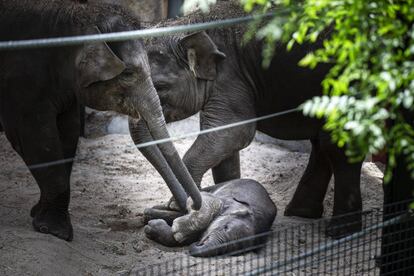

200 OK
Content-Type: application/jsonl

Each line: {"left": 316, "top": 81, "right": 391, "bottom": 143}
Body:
{"left": 76, "top": 27, "right": 126, "bottom": 88}
{"left": 179, "top": 31, "right": 226, "bottom": 80}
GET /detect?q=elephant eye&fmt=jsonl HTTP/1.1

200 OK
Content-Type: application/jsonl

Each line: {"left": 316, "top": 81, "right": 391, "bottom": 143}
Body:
{"left": 154, "top": 82, "right": 170, "bottom": 91}
{"left": 119, "top": 70, "right": 137, "bottom": 83}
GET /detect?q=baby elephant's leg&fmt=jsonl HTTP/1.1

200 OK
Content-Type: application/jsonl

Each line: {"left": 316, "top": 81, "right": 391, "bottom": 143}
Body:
{"left": 145, "top": 219, "right": 201, "bottom": 247}
{"left": 172, "top": 192, "right": 223, "bottom": 243}
{"left": 144, "top": 219, "right": 180, "bottom": 247}
{"left": 144, "top": 204, "right": 183, "bottom": 225}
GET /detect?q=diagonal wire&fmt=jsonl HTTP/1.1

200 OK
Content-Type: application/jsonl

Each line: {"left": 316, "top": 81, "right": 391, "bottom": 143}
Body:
{"left": 134, "top": 107, "right": 299, "bottom": 149}
{"left": 25, "top": 107, "right": 299, "bottom": 170}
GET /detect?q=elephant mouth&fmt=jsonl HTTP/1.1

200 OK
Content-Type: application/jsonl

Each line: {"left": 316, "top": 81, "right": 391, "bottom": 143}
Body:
{"left": 196, "top": 236, "right": 210, "bottom": 247}
{"left": 122, "top": 99, "right": 142, "bottom": 120}
{"left": 189, "top": 238, "right": 218, "bottom": 257}
{"left": 189, "top": 232, "right": 231, "bottom": 257}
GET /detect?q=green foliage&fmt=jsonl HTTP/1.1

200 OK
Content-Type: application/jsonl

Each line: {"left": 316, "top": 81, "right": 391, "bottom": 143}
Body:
{"left": 241, "top": 0, "right": 414, "bottom": 182}
{"left": 183, "top": 0, "right": 414, "bottom": 183}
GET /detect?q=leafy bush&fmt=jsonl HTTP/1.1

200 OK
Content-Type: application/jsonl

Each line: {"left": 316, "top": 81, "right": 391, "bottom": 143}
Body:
{"left": 185, "top": 0, "right": 414, "bottom": 182}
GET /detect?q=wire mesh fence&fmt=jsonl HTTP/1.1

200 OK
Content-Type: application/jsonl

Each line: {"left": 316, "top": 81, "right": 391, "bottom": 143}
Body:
{"left": 130, "top": 199, "right": 414, "bottom": 275}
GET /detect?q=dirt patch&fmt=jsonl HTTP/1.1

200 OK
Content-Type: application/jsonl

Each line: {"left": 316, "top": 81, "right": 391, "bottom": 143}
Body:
{"left": 0, "top": 118, "right": 383, "bottom": 275}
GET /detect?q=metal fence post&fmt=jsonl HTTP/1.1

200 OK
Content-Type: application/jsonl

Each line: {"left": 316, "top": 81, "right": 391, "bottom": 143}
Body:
{"left": 381, "top": 112, "right": 414, "bottom": 275}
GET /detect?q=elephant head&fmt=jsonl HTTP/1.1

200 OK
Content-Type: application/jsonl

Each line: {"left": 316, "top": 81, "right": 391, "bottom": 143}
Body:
{"left": 75, "top": 27, "right": 202, "bottom": 210}
{"left": 126, "top": 32, "right": 227, "bottom": 208}
{"left": 189, "top": 215, "right": 256, "bottom": 257}
{"left": 147, "top": 31, "right": 226, "bottom": 123}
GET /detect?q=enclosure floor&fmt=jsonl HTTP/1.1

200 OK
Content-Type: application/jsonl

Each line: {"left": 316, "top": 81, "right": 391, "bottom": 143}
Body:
{"left": 0, "top": 120, "right": 384, "bottom": 275}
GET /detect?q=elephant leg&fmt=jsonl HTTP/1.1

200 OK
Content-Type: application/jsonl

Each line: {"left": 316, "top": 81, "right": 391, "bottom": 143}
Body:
{"left": 172, "top": 192, "right": 223, "bottom": 243}
{"left": 57, "top": 102, "right": 80, "bottom": 176}
{"left": 285, "top": 139, "right": 332, "bottom": 218}
{"left": 184, "top": 119, "right": 255, "bottom": 187}
{"left": 144, "top": 219, "right": 181, "bottom": 247}
{"left": 183, "top": 134, "right": 235, "bottom": 186}
{"left": 212, "top": 152, "right": 241, "bottom": 184}
{"left": 146, "top": 192, "right": 223, "bottom": 247}
{"left": 143, "top": 183, "right": 235, "bottom": 225}
{"left": 144, "top": 219, "right": 198, "bottom": 247}
{"left": 144, "top": 204, "right": 183, "bottom": 225}
{"left": 322, "top": 138, "right": 363, "bottom": 238}
{"left": 30, "top": 102, "right": 80, "bottom": 219}
{"left": 6, "top": 106, "right": 74, "bottom": 241}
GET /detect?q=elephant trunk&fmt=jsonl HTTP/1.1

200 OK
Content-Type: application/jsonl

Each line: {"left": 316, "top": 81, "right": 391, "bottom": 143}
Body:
{"left": 133, "top": 77, "right": 202, "bottom": 210}
{"left": 129, "top": 117, "right": 187, "bottom": 211}
{"left": 189, "top": 228, "right": 256, "bottom": 257}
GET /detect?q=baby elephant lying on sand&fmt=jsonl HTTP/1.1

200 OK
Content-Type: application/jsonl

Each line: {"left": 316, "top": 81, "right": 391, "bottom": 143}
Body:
{"left": 144, "top": 179, "right": 277, "bottom": 257}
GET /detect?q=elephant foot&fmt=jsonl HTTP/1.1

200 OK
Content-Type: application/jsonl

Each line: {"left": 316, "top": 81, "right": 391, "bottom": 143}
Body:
{"left": 144, "top": 219, "right": 180, "bottom": 247}
{"left": 144, "top": 205, "right": 184, "bottom": 226}
{"left": 30, "top": 201, "right": 41, "bottom": 218}
{"left": 284, "top": 201, "right": 324, "bottom": 219}
{"left": 325, "top": 213, "right": 362, "bottom": 239}
{"left": 32, "top": 208, "right": 73, "bottom": 241}
{"left": 172, "top": 192, "right": 223, "bottom": 243}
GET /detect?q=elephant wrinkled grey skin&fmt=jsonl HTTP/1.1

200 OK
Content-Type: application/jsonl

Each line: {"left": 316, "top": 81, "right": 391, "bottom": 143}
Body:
{"left": 0, "top": 0, "right": 201, "bottom": 241}
{"left": 144, "top": 179, "right": 277, "bottom": 257}
{"left": 130, "top": 5, "right": 363, "bottom": 238}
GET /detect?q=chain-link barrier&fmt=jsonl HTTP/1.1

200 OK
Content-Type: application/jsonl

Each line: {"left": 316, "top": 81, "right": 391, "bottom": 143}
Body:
{"left": 131, "top": 200, "right": 414, "bottom": 275}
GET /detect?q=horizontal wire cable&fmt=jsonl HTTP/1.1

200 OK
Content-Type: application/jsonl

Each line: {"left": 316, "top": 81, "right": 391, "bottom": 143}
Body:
{"left": 25, "top": 107, "right": 299, "bottom": 170}
{"left": 0, "top": 11, "right": 289, "bottom": 50}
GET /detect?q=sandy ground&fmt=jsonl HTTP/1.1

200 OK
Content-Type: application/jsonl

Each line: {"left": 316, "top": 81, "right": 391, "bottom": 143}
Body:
{"left": 0, "top": 116, "right": 384, "bottom": 275}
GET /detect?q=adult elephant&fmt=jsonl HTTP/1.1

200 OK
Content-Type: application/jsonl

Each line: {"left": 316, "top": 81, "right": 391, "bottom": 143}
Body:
{"left": 130, "top": 4, "right": 363, "bottom": 238}
{"left": 0, "top": 0, "right": 200, "bottom": 241}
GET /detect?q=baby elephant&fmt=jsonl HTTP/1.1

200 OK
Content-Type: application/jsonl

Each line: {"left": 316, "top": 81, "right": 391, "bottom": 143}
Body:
{"left": 144, "top": 179, "right": 277, "bottom": 257}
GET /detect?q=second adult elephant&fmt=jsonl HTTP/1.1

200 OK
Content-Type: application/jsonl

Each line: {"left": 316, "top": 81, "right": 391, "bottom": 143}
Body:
{"left": 129, "top": 10, "right": 363, "bottom": 238}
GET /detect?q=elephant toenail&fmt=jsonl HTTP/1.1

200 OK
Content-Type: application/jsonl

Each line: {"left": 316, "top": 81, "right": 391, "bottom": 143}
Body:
{"left": 39, "top": 225, "right": 49, "bottom": 233}
{"left": 144, "top": 226, "right": 152, "bottom": 234}
{"left": 174, "top": 233, "right": 184, "bottom": 242}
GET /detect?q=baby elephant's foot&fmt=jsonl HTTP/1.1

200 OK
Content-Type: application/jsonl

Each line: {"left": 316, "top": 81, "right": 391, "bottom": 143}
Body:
{"left": 144, "top": 205, "right": 184, "bottom": 226}
{"left": 144, "top": 219, "right": 180, "bottom": 247}
{"left": 32, "top": 208, "right": 73, "bottom": 241}
{"left": 172, "top": 192, "right": 223, "bottom": 243}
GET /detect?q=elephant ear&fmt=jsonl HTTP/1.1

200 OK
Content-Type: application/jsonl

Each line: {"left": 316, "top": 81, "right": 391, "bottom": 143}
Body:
{"left": 179, "top": 31, "right": 226, "bottom": 80}
{"left": 76, "top": 27, "right": 126, "bottom": 88}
